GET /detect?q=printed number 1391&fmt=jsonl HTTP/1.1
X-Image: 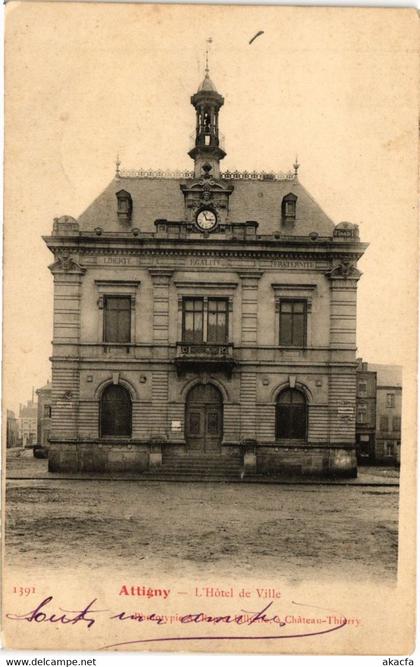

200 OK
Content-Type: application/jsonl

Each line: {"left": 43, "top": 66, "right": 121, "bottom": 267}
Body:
{"left": 12, "top": 586, "right": 35, "bottom": 596}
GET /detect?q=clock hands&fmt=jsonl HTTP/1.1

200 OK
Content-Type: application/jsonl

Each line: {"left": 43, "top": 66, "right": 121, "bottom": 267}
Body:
{"left": 197, "top": 209, "right": 217, "bottom": 230}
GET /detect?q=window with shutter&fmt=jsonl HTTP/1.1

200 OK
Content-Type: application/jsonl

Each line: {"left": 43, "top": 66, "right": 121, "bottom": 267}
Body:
{"left": 392, "top": 416, "right": 401, "bottom": 431}
{"left": 103, "top": 296, "right": 131, "bottom": 343}
{"left": 279, "top": 300, "right": 307, "bottom": 347}
{"left": 380, "top": 415, "right": 389, "bottom": 431}
{"left": 386, "top": 393, "right": 395, "bottom": 408}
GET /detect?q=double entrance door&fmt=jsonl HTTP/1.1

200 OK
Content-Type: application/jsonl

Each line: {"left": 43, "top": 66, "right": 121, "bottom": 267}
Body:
{"left": 185, "top": 384, "right": 223, "bottom": 453}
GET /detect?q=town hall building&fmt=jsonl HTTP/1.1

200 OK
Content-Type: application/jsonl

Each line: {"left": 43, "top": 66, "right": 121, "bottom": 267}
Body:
{"left": 44, "top": 67, "right": 367, "bottom": 478}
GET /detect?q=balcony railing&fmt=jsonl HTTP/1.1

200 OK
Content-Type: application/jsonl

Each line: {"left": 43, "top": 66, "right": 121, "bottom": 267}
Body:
{"left": 117, "top": 167, "right": 296, "bottom": 181}
{"left": 175, "top": 342, "right": 235, "bottom": 374}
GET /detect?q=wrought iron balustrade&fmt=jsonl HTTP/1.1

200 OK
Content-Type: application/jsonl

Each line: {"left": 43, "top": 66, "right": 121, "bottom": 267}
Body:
{"left": 117, "top": 167, "right": 296, "bottom": 181}
{"left": 175, "top": 342, "right": 235, "bottom": 376}
{"left": 177, "top": 342, "right": 234, "bottom": 358}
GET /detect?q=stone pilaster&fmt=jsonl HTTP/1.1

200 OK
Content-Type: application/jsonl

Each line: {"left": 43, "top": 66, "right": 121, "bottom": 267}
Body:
{"left": 49, "top": 253, "right": 85, "bottom": 441}
{"left": 238, "top": 271, "right": 262, "bottom": 345}
{"left": 325, "top": 260, "right": 360, "bottom": 476}
{"left": 326, "top": 261, "right": 361, "bottom": 350}
{"left": 150, "top": 370, "right": 169, "bottom": 440}
{"left": 240, "top": 371, "right": 257, "bottom": 440}
{"left": 148, "top": 269, "right": 173, "bottom": 343}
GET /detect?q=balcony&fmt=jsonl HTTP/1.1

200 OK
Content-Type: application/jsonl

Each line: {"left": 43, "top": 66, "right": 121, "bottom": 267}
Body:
{"left": 175, "top": 342, "right": 235, "bottom": 376}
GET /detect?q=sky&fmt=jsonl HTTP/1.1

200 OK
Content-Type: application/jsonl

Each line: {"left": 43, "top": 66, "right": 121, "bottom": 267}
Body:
{"left": 4, "top": 2, "right": 418, "bottom": 413}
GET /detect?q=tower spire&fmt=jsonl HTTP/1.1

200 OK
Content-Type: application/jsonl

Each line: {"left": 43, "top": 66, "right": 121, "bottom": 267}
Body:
{"left": 293, "top": 155, "right": 300, "bottom": 178}
{"left": 205, "top": 37, "right": 212, "bottom": 75}
{"left": 189, "top": 46, "right": 226, "bottom": 178}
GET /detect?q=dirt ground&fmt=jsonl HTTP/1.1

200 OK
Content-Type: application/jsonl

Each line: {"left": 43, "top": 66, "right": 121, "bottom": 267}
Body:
{"left": 5, "top": 466, "right": 399, "bottom": 584}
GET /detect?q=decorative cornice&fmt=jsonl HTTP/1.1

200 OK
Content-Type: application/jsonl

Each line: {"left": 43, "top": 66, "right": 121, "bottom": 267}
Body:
{"left": 44, "top": 242, "right": 366, "bottom": 266}
{"left": 119, "top": 169, "right": 194, "bottom": 179}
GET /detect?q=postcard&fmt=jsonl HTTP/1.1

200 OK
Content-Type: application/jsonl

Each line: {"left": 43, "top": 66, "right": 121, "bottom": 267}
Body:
{"left": 2, "top": 2, "right": 418, "bottom": 655}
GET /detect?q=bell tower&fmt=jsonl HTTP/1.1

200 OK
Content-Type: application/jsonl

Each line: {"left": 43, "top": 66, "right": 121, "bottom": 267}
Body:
{"left": 188, "top": 60, "right": 226, "bottom": 179}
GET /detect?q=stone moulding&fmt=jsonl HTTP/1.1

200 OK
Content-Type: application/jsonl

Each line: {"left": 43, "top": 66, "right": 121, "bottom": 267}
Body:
{"left": 43, "top": 242, "right": 367, "bottom": 263}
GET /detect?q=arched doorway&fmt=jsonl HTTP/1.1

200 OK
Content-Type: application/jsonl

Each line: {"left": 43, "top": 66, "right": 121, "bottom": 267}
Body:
{"left": 100, "top": 384, "right": 132, "bottom": 437}
{"left": 185, "top": 383, "right": 223, "bottom": 453}
{"left": 276, "top": 388, "right": 307, "bottom": 441}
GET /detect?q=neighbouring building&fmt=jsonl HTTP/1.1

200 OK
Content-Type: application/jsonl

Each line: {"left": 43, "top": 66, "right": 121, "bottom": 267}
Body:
{"left": 355, "top": 359, "right": 377, "bottom": 463}
{"left": 370, "top": 364, "right": 402, "bottom": 465}
{"left": 6, "top": 410, "right": 19, "bottom": 448}
{"left": 36, "top": 381, "right": 52, "bottom": 449}
{"left": 43, "top": 66, "right": 367, "bottom": 478}
{"left": 17, "top": 395, "right": 37, "bottom": 448}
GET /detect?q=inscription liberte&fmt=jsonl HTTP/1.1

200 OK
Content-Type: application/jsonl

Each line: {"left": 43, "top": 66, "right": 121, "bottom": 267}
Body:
{"left": 95, "top": 257, "right": 318, "bottom": 269}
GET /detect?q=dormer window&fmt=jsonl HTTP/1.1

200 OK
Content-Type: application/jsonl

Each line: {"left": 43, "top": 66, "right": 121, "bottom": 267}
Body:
{"left": 281, "top": 193, "right": 297, "bottom": 226}
{"left": 116, "top": 189, "right": 133, "bottom": 223}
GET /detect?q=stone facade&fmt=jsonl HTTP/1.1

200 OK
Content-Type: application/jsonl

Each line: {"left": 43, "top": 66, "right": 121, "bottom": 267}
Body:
{"left": 6, "top": 411, "right": 19, "bottom": 448}
{"left": 17, "top": 399, "right": 37, "bottom": 448}
{"left": 36, "top": 381, "right": 52, "bottom": 448}
{"left": 44, "top": 70, "right": 367, "bottom": 478}
{"left": 355, "top": 361, "right": 402, "bottom": 466}
{"left": 355, "top": 360, "right": 377, "bottom": 463}
{"left": 370, "top": 365, "right": 402, "bottom": 466}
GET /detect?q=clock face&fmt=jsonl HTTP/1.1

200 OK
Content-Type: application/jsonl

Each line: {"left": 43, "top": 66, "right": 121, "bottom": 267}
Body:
{"left": 196, "top": 209, "right": 217, "bottom": 231}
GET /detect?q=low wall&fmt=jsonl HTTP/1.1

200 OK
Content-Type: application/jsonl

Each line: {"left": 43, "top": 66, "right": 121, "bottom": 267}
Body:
{"left": 48, "top": 442, "right": 150, "bottom": 473}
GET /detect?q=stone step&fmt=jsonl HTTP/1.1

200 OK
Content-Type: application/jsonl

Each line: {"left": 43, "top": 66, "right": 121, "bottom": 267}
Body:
{"left": 159, "top": 466, "right": 242, "bottom": 473}
{"left": 161, "top": 459, "right": 242, "bottom": 466}
{"left": 142, "top": 470, "right": 242, "bottom": 474}
{"left": 145, "top": 454, "right": 245, "bottom": 481}
{"left": 140, "top": 473, "right": 245, "bottom": 482}
{"left": 162, "top": 459, "right": 242, "bottom": 466}
{"left": 163, "top": 456, "right": 242, "bottom": 462}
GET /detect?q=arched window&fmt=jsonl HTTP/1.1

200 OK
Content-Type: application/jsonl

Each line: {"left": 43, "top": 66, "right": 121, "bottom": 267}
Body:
{"left": 100, "top": 384, "right": 132, "bottom": 437}
{"left": 276, "top": 388, "right": 307, "bottom": 440}
{"left": 115, "top": 189, "right": 133, "bottom": 223}
{"left": 281, "top": 193, "right": 297, "bottom": 225}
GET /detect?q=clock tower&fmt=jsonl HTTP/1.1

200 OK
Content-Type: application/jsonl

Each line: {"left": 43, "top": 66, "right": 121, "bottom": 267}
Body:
{"left": 181, "top": 68, "right": 234, "bottom": 227}
{"left": 188, "top": 66, "right": 226, "bottom": 179}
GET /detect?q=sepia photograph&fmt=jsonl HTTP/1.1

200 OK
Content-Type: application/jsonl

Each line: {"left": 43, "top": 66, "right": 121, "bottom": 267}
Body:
{"left": 2, "top": 2, "right": 417, "bottom": 655}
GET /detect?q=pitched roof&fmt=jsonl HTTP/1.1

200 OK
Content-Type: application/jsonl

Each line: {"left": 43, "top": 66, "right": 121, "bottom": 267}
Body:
{"left": 77, "top": 175, "right": 335, "bottom": 237}
{"left": 36, "top": 381, "right": 52, "bottom": 393}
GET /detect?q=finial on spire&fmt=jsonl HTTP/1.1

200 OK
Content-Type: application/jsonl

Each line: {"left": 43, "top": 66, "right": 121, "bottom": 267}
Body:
{"left": 293, "top": 155, "right": 300, "bottom": 178}
{"left": 205, "top": 37, "right": 213, "bottom": 75}
{"left": 115, "top": 153, "right": 121, "bottom": 177}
